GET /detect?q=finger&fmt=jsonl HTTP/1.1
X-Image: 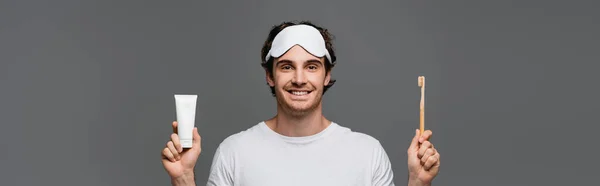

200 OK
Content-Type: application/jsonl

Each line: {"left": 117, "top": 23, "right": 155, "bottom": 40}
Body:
{"left": 162, "top": 147, "right": 176, "bottom": 162}
{"left": 192, "top": 127, "right": 202, "bottom": 150}
{"left": 424, "top": 155, "right": 439, "bottom": 171}
{"left": 418, "top": 141, "right": 432, "bottom": 158}
{"left": 408, "top": 129, "right": 420, "bottom": 152}
{"left": 171, "top": 133, "right": 182, "bottom": 153}
{"left": 419, "top": 130, "right": 432, "bottom": 143}
{"left": 167, "top": 141, "right": 180, "bottom": 160}
{"left": 420, "top": 148, "right": 436, "bottom": 164}
{"left": 433, "top": 153, "right": 441, "bottom": 168}
{"left": 172, "top": 121, "right": 178, "bottom": 134}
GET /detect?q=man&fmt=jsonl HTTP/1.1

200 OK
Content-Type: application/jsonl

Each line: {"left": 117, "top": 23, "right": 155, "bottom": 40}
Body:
{"left": 161, "top": 21, "right": 440, "bottom": 186}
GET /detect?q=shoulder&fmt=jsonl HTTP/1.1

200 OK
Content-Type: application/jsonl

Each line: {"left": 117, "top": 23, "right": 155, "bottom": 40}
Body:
{"left": 207, "top": 123, "right": 266, "bottom": 185}
{"left": 332, "top": 122, "right": 385, "bottom": 151}
{"left": 331, "top": 122, "right": 391, "bottom": 169}
{"left": 214, "top": 122, "right": 264, "bottom": 153}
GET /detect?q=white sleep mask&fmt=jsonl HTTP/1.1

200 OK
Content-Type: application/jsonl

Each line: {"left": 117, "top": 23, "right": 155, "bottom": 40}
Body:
{"left": 264, "top": 24, "right": 332, "bottom": 63}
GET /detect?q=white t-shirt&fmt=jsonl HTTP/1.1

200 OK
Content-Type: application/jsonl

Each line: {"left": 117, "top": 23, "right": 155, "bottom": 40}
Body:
{"left": 206, "top": 121, "right": 395, "bottom": 186}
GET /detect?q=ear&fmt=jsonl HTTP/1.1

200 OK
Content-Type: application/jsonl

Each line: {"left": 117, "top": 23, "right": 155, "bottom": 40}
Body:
{"left": 265, "top": 69, "right": 275, "bottom": 87}
{"left": 324, "top": 70, "right": 331, "bottom": 85}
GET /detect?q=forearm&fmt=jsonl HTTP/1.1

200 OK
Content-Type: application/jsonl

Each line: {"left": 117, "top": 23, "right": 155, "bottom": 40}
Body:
{"left": 171, "top": 172, "right": 196, "bottom": 186}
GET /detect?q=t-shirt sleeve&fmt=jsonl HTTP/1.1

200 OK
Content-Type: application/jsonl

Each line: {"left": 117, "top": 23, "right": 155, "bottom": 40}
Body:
{"left": 206, "top": 142, "right": 234, "bottom": 186}
{"left": 372, "top": 141, "right": 395, "bottom": 186}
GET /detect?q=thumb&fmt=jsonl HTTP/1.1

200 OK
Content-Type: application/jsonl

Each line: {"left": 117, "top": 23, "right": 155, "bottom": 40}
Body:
{"left": 192, "top": 127, "right": 201, "bottom": 149}
{"left": 408, "top": 129, "right": 420, "bottom": 151}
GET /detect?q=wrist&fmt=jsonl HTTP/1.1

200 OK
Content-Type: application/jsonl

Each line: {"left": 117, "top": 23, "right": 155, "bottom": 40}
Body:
{"left": 408, "top": 176, "right": 431, "bottom": 186}
{"left": 408, "top": 180, "right": 431, "bottom": 186}
{"left": 171, "top": 172, "right": 196, "bottom": 186}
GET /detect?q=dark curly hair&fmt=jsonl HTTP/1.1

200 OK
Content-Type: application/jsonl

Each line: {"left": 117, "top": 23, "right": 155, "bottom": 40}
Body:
{"left": 260, "top": 20, "right": 337, "bottom": 96}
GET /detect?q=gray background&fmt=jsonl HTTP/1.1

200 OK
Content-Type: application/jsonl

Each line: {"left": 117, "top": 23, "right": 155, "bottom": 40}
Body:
{"left": 1, "top": 0, "right": 598, "bottom": 185}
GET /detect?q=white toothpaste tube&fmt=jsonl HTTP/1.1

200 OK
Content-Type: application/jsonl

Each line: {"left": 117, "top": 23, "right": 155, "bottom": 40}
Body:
{"left": 174, "top": 94, "right": 197, "bottom": 148}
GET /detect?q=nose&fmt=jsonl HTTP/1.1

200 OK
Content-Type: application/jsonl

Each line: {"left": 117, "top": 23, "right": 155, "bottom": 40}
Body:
{"left": 292, "top": 68, "right": 307, "bottom": 85}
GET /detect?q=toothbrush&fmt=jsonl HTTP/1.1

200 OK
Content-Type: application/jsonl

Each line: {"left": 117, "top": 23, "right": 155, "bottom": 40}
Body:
{"left": 418, "top": 76, "right": 425, "bottom": 135}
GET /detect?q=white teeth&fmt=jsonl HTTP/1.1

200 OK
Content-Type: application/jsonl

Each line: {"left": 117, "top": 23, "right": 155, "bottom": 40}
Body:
{"left": 291, "top": 91, "right": 308, "bottom": 95}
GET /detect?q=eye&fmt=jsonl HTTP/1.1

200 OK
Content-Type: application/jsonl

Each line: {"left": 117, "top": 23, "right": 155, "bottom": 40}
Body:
{"left": 281, "top": 65, "right": 293, "bottom": 70}
{"left": 308, "top": 65, "right": 318, "bottom": 70}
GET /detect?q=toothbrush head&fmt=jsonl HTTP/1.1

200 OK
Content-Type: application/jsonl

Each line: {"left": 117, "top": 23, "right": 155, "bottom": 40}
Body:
{"left": 418, "top": 76, "right": 425, "bottom": 87}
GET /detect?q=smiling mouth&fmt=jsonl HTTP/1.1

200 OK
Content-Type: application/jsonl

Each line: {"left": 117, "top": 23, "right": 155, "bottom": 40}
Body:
{"left": 287, "top": 90, "right": 312, "bottom": 96}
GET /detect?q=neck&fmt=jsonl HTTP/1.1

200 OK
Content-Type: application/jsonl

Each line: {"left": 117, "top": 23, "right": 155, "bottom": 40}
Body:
{"left": 265, "top": 102, "right": 331, "bottom": 137}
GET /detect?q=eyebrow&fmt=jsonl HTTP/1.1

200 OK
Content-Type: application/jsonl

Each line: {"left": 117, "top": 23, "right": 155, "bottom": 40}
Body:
{"left": 276, "top": 59, "right": 323, "bottom": 66}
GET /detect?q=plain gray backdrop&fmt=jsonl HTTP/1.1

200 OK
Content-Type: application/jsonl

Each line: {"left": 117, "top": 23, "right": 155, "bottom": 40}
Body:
{"left": 1, "top": 0, "right": 599, "bottom": 185}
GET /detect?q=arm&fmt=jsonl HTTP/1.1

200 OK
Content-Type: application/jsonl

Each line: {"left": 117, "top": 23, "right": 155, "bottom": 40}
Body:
{"left": 372, "top": 141, "right": 395, "bottom": 186}
{"left": 206, "top": 142, "right": 235, "bottom": 186}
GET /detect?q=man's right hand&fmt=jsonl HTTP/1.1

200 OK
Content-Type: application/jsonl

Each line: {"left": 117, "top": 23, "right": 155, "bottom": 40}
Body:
{"left": 161, "top": 121, "right": 202, "bottom": 186}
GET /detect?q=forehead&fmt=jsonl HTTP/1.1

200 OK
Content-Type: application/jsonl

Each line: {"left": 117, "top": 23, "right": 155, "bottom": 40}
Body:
{"left": 274, "top": 45, "right": 325, "bottom": 64}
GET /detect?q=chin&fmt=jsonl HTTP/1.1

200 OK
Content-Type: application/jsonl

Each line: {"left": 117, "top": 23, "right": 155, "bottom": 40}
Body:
{"left": 289, "top": 98, "right": 324, "bottom": 114}
{"left": 277, "top": 97, "right": 319, "bottom": 115}
{"left": 286, "top": 107, "right": 314, "bottom": 117}
{"left": 289, "top": 104, "right": 313, "bottom": 112}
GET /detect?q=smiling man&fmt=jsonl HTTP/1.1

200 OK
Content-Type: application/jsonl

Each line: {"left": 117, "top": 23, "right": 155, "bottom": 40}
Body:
{"left": 161, "top": 21, "right": 440, "bottom": 186}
